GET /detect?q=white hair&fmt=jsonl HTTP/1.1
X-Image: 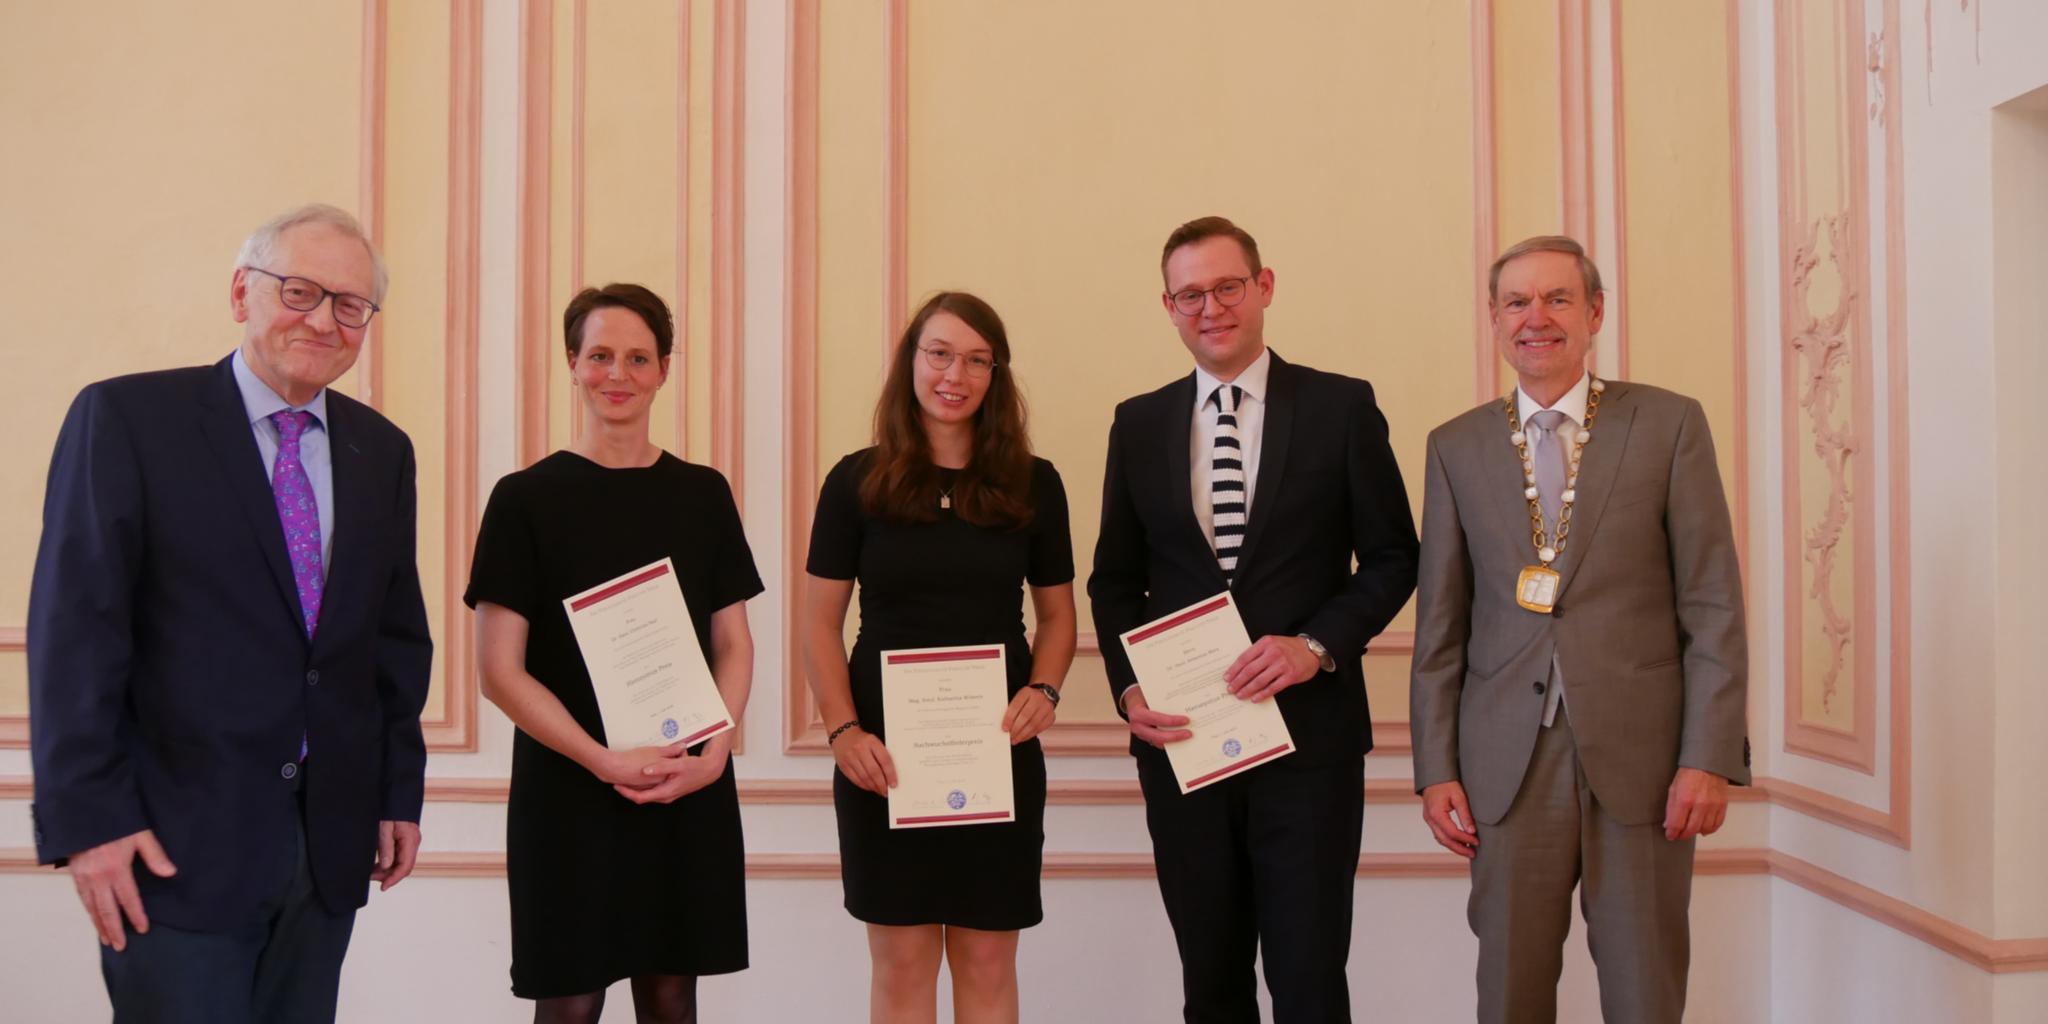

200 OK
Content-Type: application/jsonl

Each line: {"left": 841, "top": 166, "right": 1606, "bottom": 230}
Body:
{"left": 234, "top": 203, "right": 388, "bottom": 303}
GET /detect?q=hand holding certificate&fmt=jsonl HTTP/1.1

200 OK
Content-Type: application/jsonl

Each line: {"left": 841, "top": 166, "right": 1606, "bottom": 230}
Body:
{"left": 1118, "top": 593, "right": 1296, "bottom": 793}
{"left": 881, "top": 645, "right": 1016, "bottom": 828}
{"left": 563, "top": 558, "right": 734, "bottom": 751}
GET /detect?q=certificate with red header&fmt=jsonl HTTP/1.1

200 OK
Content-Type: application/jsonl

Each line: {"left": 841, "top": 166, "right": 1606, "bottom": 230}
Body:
{"left": 562, "top": 558, "right": 733, "bottom": 751}
{"left": 881, "top": 644, "right": 1016, "bottom": 829}
{"left": 1118, "top": 592, "right": 1296, "bottom": 793}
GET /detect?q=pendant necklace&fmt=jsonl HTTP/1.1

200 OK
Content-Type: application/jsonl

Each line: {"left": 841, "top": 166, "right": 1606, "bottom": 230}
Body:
{"left": 1504, "top": 378, "right": 1603, "bottom": 613}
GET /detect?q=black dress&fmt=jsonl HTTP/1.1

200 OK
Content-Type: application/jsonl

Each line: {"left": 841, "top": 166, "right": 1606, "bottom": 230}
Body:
{"left": 805, "top": 450, "right": 1075, "bottom": 930}
{"left": 464, "top": 451, "right": 763, "bottom": 999}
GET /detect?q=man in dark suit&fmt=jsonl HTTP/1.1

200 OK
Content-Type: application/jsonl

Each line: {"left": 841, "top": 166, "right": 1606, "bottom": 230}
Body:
{"left": 1090, "top": 216, "right": 1419, "bottom": 1022}
{"left": 1410, "top": 236, "right": 1748, "bottom": 1022}
{"left": 27, "top": 203, "right": 433, "bottom": 1022}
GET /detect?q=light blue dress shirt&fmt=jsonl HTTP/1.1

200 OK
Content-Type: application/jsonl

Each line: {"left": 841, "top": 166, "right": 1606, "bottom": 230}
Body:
{"left": 232, "top": 350, "right": 335, "bottom": 574}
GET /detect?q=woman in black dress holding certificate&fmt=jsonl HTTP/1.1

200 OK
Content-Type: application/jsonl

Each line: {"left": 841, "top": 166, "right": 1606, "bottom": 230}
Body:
{"left": 466, "top": 284, "right": 761, "bottom": 1024}
{"left": 801, "top": 291, "right": 1077, "bottom": 1024}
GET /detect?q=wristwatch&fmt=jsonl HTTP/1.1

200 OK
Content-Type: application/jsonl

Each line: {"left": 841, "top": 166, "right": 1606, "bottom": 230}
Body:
{"left": 1297, "top": 634, "right": 1337, "bottom": 674}
{"left": 1028, "top": 683, "right": 1061, "bottom": 706}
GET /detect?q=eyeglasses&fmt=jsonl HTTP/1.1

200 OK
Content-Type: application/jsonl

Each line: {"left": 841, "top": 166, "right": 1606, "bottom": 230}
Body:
{"left": 919, "top": 346, "right": 998, "bottom": 377}
{"left": 245, "top": 267, "right": 381, "bottom": 329}
{"left": 1167, "top": 276, "right": 1254, "bottom": 316}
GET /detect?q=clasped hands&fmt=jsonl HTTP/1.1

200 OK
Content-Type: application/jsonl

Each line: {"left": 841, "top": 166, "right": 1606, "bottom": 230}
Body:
{"left": 599, "top": 741, "right": 730, "bottom": 805}
{"left": 1124, "top": 634, "right": 1321, "bottom": 749}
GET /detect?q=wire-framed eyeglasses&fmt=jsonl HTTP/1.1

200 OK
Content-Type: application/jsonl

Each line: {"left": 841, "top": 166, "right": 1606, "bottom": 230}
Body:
{"left": 1167, "top": 276, "right": 1254, "bottom": 316}
{"left": 918, "top": 346, "right": 998, "bottom": 377}
{"left": 246, "top": 267, "right": 381, "bottom": 329}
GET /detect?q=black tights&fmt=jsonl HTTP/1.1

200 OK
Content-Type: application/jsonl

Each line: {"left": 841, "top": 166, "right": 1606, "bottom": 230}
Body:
{"left": 533, "top": 975, "right": 698, "bottom": 1024}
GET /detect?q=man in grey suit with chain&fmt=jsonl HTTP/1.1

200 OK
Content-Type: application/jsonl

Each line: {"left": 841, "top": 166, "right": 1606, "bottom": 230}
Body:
{"left": 1409, "top": 235, "right": 1749, "bottom": 1023}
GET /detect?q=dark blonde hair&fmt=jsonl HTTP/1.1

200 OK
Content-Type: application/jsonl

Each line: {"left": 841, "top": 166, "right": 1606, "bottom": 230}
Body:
{"left": 1488, "top": 236, "right": 1604, "bottom": 305}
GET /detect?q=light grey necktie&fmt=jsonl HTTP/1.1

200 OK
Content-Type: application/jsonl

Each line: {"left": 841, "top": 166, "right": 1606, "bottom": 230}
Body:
{"left": 1528, "top": 407, "right": 1573, "bottom": 728}
{"left": 1528, "top": 408, "right": 1572, "bottom": 529}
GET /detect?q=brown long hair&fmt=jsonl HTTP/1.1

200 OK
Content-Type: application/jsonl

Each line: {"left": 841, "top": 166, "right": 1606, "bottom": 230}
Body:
{"left": 858, "top": 291, "right": 1035, "bottom": 528}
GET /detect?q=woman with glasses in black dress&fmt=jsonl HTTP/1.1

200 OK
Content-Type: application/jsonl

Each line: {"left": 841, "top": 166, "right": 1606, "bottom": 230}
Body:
{"left": 802, "top": 291, "right": 1076, "bottom": 1024}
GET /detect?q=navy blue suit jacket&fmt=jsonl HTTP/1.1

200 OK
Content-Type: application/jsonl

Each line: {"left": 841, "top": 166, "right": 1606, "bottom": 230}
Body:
{"left": 1089, "top": 351, "right": 1420, "bottom": 765}
{"left": 27, "top": 356, "right": 433, "bottom": 929}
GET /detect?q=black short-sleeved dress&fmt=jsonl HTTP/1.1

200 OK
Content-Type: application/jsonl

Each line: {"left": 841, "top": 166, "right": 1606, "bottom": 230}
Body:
{"left": 464, "top": 451, "right": 763, "bottom": 999}
{"left": 805, "top": 450, "right": 1075, "bottom": 930}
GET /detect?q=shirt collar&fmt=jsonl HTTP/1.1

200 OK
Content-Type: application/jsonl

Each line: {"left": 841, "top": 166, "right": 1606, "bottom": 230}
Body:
{"left": 1516, "top": 370, "right": 1591, "bottom": 426}
{"left": 1193, "top": 346, "right": 1273, "bottom": 409}
{"left": 232, "top": 348, "right": 328, "bottom": 430}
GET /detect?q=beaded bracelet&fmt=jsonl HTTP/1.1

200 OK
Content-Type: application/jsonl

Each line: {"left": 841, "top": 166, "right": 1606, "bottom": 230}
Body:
{"left": 826, "top": 720, "right": 861, "bottom": 745}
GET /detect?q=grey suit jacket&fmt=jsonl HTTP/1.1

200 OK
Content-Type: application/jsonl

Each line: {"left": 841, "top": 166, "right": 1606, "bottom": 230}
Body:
{"left": 1409, "top": 380, "right": 1749, "bottom": 826}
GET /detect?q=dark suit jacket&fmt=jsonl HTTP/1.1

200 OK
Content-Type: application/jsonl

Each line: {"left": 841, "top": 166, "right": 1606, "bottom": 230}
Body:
{"left": 1089, "top": 351, "right": 1419, "bottom": 766}
{"left": 27, "top": 356, "right": 433, "bottom": 929}
{"left": 1408, "top": 380, "right": 1749, "bottom": 826}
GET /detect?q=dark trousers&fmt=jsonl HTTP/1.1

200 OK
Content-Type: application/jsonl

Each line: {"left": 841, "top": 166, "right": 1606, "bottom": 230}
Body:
{"left": 100, "top": 784, "right": 358, "bottom": 1024}
{"left": 1137, "top": 750, "right": 1365, "bottom": 1024}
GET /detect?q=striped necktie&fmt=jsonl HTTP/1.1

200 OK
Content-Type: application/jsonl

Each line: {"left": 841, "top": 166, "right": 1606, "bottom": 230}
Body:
{"left": 1210, "top": 384, "right": 1246, "bottom": 580}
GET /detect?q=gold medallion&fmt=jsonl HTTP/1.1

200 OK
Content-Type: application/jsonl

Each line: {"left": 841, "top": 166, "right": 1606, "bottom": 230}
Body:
{"left": 1515, "top": 564, "right": 1561, "bottom": 613}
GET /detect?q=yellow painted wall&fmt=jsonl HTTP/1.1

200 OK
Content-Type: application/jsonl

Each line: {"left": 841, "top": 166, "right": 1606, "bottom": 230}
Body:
{"left": 542, "top": 1, "right": 719, "bottom": 467}
{"left": 1494, "top": 0, "right": 1566, "bottom": 244}
{"left": 1492, "top": 0, "right": 1567, "bottom": 407}
{"left": 578, "top": 0, "right": 683, "bottom": 450}
{"left": 379, "top": 0, "right": 457, "bottom": 728}
{"left": 815, "top": 0, "right": 891, "bottom": 472}
{"left": 1619, "top": 0, "right": 1741, "bottom": 522}
{"left": 0, "top": 3, "right": 363, "bottom": 716}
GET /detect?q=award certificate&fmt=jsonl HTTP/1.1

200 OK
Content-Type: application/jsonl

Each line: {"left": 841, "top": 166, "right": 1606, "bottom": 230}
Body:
{"left": 880, "top": 645, "right": 1016, "bottom": 829}
{"left": 562, "top": 558, "right": 734, "bottom": 750}
{"left": 1118, "top": 593, "right": 1296, "bottom": 793}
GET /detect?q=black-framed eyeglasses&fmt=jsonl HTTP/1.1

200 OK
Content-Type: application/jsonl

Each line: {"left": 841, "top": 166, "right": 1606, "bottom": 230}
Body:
{"left": 1168, "top": 276, "right": 1254, "bottom": 316}
{"left": 919, "top": 346, "right": 998, "bottom": 377}
{"left": 245, "top": 267, "right": 381, "bottom": 329}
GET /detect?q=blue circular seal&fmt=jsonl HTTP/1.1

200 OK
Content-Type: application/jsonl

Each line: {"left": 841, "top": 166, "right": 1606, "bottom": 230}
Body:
{"left": 1222, "top": 738, "right": 1243, "bottom": 758}
{"left": 661, "top": 718, "right": 679, "bottom": 740}
{"left": 947, "top": 789, "right": 967, "bottom": 810}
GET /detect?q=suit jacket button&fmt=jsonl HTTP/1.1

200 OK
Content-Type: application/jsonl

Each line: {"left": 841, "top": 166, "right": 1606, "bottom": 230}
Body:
{"left": 1532, "top": 681, "right": 1546, "bottom": 695}
{"left": 280, "top": 762, "right": 299, "bottom": 780}
{"left": 306, "top": 669, "right": 319, "bottom": 686}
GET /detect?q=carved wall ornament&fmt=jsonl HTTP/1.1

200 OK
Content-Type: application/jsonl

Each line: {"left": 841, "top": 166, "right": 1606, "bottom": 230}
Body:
{"left": 1789, "top": 212, "right": 1860, "bottom": 715}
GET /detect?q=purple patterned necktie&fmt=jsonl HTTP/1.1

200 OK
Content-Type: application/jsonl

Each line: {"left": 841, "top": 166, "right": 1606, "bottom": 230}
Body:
{"left": 269, "top": 410, "right": 326, "bottom": 637}
{"left": 271, "top": 411, "right": 322, "bottom": 764}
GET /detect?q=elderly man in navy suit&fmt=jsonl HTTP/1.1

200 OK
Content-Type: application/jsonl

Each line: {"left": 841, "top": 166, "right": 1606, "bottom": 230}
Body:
{"left": 27, "top": 203, "right": 433, "bottom": 1022}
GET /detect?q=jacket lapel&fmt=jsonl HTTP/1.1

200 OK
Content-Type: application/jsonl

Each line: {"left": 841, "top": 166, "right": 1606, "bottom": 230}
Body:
{"left": 1471, "top": 397, "right": 1542, "bottom": 564}
{"left": 1553, "top": 380, "right": 1636, "bottom": 599}
{"left": 197, "top": 357, "right": 308, "bottom": 637}
{"left": 312, "top": 399, "right": 372, "bottom": 657}
{"left": 1162, "top": 373, "right": 1219, "bottom": 573}
{"left": 1232, "top": 351, "right": 1292, "bottom": 577}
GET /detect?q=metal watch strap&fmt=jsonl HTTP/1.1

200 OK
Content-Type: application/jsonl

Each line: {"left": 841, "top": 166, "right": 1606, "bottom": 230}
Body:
{"left": 1297, "top": 634, "right": 1336, "bottom": 673}
{"left": 1029, "top": 683, "right": 1061, "bottom": 706}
